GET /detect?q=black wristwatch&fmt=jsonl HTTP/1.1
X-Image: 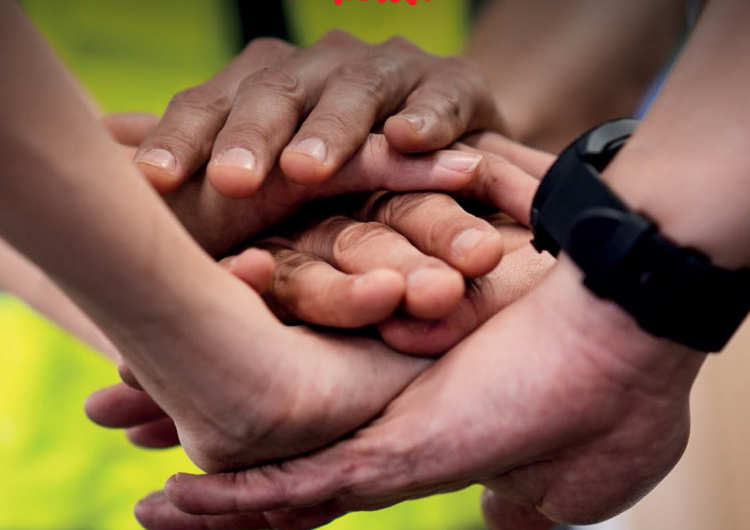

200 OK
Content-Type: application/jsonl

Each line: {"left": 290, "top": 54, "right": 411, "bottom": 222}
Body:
{"left": 530, "top": 119, "right": 750, "bottom": 352}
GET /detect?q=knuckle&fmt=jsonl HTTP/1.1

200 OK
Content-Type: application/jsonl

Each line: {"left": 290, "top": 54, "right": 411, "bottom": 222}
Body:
{"left": 274, "top": 251, "right": 318, "bottom": 286}
{"left": 433, "top": 90, "right": 464, "bottom": 123}
{"left": 254, "top": 466, "right": 293, "bottom": 506}
{"left": 377, "top": 192, "right": 451, "bottom": 226}
{"left": 168, "top": 84, "right": 232, "bottom": 117}
{"left": 334, "top": 221, "right": 393, "bottom": 257}
{"left": 438, "top": 57, "right": 492, "bottom": 100}
{"left": 317, "top": 28, "right": 360, "bottom": 48}
{"left": 247, "top": 36, "right": 294, "bottom": 57}
{"left": 243, "top": 68, "right": 306, "bottom": 107}
{"left": 294, "top": 216, "right": 350, "bottom": 256}
{"left": 331, "top": 61, "right": 388, "bottom": 103}
{"left": 350, "top": 436, "right": 421, "bottom": 496}
{"left": 219, "top": 120, "right": 276, "bottom": 151}
{"left": 308, "top": 111, "right": 356, "bottom": 138}
{"left": 381, "top": 35, "right": 421, "bottom": 55}
{"left": 147, "top": 124, "right": 207, "bottom": 158}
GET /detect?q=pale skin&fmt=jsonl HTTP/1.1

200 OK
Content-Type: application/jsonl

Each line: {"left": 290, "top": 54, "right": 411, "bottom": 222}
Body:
{"left": 112, "top": 1, "right": 750, "bottom": 529}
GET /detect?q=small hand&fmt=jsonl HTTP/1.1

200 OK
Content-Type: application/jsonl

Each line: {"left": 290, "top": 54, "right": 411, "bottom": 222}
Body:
{"left": 129, "top": 31, "right": 503, "bottom": 196}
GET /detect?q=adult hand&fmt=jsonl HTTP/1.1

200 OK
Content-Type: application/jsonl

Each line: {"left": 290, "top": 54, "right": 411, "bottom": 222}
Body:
{"left": 129, "top": 31, "right": 503, "bottom": 197}
{"left": 104, "top": 113, "right": 502, "bottom": 262}
{"left": 254, "top": 191, "right": 506, "bottom": 324}
{"left": 85, "top": 246, "right": 434, "bottom": 477}
{"left": 85, "top": 139, "right": 555, "bottom": 470}
{"left": 133, "top": 258, "right": 706, "bottom": 530}
{"left": 86, "top": 222, "right": 552, "bottom": 456}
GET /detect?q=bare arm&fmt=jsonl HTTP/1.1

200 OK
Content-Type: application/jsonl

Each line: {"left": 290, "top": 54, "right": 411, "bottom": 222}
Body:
{"left": 0, "top": 238, "right": 119, "bottom": 360}
{"left": 468, "top": 0, "right": 688, "bottom": 151}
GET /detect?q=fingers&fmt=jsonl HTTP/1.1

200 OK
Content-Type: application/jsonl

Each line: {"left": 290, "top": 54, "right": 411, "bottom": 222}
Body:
{"left": 162, "top": 439, "right": 366, "bottom": 515}
{"left": 206, "top": 33, "right": 365, "bottom": 198}
{"left": 281, "top": 215, "right": 465, "bottom": 320}
{"left": 161, "top": 416, "right": 466, "bottom": 521}
{"left": 321, "top": 135, "right": 484, "bottom": 195}
{"left": 204, "top": 68, "right": 307, "bottom": 198}
{"left": 259, "top": 243, "right": 406, "bottom": 327}
{"left": 280, "top": 37, "right": 427, "bottom": 185}
{"left": 126, "top": 417, "right": 181, "bottom": 449}
{"left": 385, "top": 56, "right": 504, "bottom": 153}
{"left": 163, "top": 135, "right": 484, "bottom": 260}
{"left": 84, "top": 383, "right": 167, "bottom": 428}
{"left": 481, "top": 490, "right": 557, "bottom": 530}
{"left": 101, "top": 112, "right": 159, "bottom": 147}
{"left": 379, "top": 244, "right": 554, "bottom": 355}
{"left": 218, "top": 248, "right": 276, "bottom": 293}
{"left": 460, "top": 132, "right": 555, "bottom": 179}
{"left": 358, "top": 192, "right": 504, "bottom": 277}
{"left": 118, "top": 362, "right": 143, "bottom": 390}
{"left": 135, "top": 491, "right": 270, "bottom": 530}
{"left": 133, "top": 38, "right": 295, "bottom": 193}
{"left": 452, "top": 146, "right": 541, "bottom": 225}
{"left": 227, "top": 246, "right": 404, "bottom": 329}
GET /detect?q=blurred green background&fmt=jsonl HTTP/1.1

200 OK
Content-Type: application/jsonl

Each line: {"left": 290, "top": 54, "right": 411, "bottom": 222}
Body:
{"left": 0, "top": 1, "right": 486, "bottom": 529}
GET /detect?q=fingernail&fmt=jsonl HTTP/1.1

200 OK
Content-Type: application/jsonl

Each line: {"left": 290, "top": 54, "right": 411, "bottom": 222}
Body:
{"left": 436, "top": 151, "right": 482, "bottom": 173}
{"left": 136, "top": 148, "right": 176, "bottom": 172}
{"left": 407, "top": 268, "right": 444, "bottom": 292}
{"left": 140, "top": 491, "right": 166, "bottom": 504}
{"left": 452, "top": 228, "right": 491, "bottom": 258}
{"left": 292, "top": 137, "right": 327, "bottom": 163}
{"left": 214, "top": 147, "right": 257, "bottom": 171}
{"left": 398, "top": 113, "right": 425, "bottom": 132}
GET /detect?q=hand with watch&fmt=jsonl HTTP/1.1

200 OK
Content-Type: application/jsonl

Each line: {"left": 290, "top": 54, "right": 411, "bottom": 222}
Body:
{"left": 134, "top": 123, "right": 710, "bottom": 530}
{"left": 133, "top": 0, "right": 750, "bottom": 524}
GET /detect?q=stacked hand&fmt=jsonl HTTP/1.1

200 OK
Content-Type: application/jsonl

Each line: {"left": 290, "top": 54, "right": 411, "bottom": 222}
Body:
{"left": 88, "top": 111, "right": 550, "bottom": 462}
{"left": 83, "top": 30, "right": 706, "bottom": 530}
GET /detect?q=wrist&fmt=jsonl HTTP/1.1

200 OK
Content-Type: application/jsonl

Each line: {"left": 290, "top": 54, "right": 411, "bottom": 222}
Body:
{"left": 543, "top": 258, "right": 706, "bottom": 395}
{"left": 604, "top": 132, "right": 750, "bottom": 271}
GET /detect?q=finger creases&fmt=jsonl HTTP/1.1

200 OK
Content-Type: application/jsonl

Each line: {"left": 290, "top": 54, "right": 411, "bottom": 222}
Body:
{"left": 206, "top": 67, "right": 308, "bottom": 199}
{"left": 258, "top": 243, "right": 405, "bottom": 327}
{"left": 280, "top": 48, "right": 427, "bottom": 185}
{"left": 384, "top": 60, "right": 503, "bottom": 154}
{"left": 280, "top": 216, "right": 465, "bottom": 320}
{"left": 134, "top": 83, "right": 234, "bottom": 194}
{"left": 357, "top": 191, "right": 505, "bottom": 278}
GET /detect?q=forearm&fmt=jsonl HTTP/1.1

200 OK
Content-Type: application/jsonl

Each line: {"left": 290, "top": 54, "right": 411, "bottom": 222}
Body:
{"left": 467, "top": 0, "right": 687, "bottom": 151}
{"left": 0, "top": 3, "right": 218, "bottom": 340}
{"left": 604, "top": 0, "right": 750, "bottom": 270}
{"left": 0, "top": 238, "right": 119, "bottom": 361}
